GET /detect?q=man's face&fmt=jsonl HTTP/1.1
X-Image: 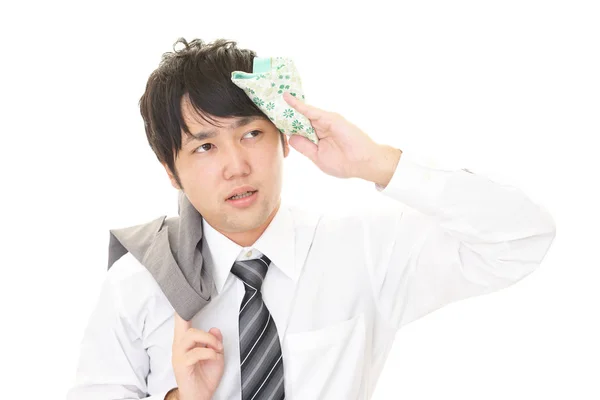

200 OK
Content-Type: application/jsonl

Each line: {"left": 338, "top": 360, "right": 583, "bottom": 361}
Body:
{"left": 164, "top": 97, "right": 290, "bottom": 236}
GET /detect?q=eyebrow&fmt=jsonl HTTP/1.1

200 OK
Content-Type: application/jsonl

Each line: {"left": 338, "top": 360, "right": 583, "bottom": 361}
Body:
{"left": 183, "top": 116, "right": 264, "bottom": 146}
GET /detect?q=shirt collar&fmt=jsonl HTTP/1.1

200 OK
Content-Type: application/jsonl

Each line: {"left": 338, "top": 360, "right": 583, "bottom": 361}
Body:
{"left": 201, "top": 201, "right": 303, "bottom": 295}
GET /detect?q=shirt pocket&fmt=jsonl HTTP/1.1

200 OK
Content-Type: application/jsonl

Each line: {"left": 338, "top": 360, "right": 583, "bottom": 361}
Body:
{"left": 282, "top": 313, "right": 366, "bottom": 399}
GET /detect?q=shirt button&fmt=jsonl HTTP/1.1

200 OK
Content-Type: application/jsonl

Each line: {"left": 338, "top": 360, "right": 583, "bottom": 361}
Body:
{"left": 246, "top": 250, "right": 252, "bottom": 257}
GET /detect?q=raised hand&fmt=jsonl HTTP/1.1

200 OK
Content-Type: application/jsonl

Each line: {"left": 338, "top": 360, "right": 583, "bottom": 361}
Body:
{"left": 169, "top": 312, "right": 225, "bottom": 400}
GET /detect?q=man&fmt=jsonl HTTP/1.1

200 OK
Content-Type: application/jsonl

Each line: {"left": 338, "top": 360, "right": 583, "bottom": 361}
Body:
{"left": 67, "top": 38, "right": 556, "bottom": 400}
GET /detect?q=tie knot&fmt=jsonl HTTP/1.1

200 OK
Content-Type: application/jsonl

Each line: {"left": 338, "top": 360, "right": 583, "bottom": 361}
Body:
{"left": 231, "top": 254, "right": 271, "bottom": 290}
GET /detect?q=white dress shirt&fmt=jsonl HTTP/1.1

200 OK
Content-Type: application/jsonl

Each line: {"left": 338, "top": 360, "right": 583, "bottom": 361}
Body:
{"left": 67, "top": 152, "right": 556, "bottom": 399}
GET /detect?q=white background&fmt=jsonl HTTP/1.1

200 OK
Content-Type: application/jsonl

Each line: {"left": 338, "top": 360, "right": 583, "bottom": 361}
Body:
{"left": 1, "top": 0, "right": 598, "bottom": 398}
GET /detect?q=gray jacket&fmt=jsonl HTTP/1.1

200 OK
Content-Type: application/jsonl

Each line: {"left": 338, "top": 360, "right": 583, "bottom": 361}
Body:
{"left": 107, "top": 191, "right": 215, "bottom": 321}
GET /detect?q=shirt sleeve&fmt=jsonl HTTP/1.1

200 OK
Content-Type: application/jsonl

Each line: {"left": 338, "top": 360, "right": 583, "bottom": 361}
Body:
{"left": 364, "top": 150, "right": 556, "bottom": 331}
{"left": 66, "top": 262, "right": 174, "bottom": 399}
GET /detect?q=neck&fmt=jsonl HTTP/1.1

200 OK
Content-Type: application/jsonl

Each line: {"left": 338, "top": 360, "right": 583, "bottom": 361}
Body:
{"left": 223, "top": 200, "right": 281, "bottom": 247}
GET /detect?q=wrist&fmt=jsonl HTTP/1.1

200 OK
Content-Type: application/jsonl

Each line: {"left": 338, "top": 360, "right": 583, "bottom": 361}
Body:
{"left": 166, "top": 387, "right": 212, "bottom": 400}
{"left": 361, "top": 144, "right": 402, "bottom": 187}
{"left": 165, "top": 387, "right": 179, "bottom": 400}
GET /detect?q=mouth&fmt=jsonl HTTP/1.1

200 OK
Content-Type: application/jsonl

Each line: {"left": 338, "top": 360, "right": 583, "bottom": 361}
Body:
{"left": 226, "top": 190, "right": 258, "bottom": 201}
{"left": 225, "top": 190, "right": 259, "bottom": 208}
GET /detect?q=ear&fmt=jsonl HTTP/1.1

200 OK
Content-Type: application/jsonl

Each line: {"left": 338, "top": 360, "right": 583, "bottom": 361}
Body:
{"left": 162, "top": 163, "right": 181, "bottom": 190}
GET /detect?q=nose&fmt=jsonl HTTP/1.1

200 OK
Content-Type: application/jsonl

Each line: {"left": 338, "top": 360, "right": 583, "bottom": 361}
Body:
{"left": 222, "top": 143, "right": 251, "bottom": 180}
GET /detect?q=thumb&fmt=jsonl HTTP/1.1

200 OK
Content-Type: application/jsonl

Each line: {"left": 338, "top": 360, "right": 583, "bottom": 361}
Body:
{"left": 289, "top": 134, "right": 318, "bottom": 163}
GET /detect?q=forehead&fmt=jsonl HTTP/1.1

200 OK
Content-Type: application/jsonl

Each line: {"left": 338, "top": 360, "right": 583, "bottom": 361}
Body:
{"left": 181, "top": 96, "right": 224, "bottom": 128}
{"left": 180, "top": 95, "right": 265, "bottom": 130}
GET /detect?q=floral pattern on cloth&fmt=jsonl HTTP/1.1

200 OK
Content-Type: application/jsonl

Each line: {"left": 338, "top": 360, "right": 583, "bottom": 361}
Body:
{"left": 231, "top": 57, "right": 319, "bottom": 145}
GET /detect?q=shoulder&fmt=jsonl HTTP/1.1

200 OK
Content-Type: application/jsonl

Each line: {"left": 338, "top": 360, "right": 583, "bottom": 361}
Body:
{"left": 107, "top": 252, "right": 161, "bottom": 292}
{"left": 104, "top": 253, "right": 171, "bottom": 332}
{"left": 287, "top": 200, "right": 409, "bottom": 232}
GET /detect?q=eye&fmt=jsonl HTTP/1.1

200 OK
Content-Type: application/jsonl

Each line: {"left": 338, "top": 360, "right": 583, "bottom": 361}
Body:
{"left": 193, "top": 130, "right": 262, "bottom": 154}
{"left": 194, "top": 143, "right": 213, "bottom": 154}
{"left": 244, "top": 130, "right": 262, "bottom": 139}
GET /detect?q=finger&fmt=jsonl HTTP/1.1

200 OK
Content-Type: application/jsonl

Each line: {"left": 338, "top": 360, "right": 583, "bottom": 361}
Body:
{"left": 173, "top": 312, "right": 192, "bottom": 342}
{"left": 209, "top": 327, "right": 223, "bottom": 344}
{"left": 283, "top": 92, "right": 326, "bottom": 122}
{"left": 180, "top": 329, "right": 223, "bottom": 353}
{"left": 289, "top": 134, "right": 318, "bottom": 163}
{"left": 184, "top": 347, "right": 219, "bottom": 366}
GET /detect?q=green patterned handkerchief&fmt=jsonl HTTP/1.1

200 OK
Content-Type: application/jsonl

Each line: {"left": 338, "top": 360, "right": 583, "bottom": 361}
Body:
{"left": 231, "top": 57, "right": 319, "bottom": 145}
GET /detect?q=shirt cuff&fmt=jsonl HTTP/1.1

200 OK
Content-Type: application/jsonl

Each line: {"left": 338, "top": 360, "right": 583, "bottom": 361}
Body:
{"left": 375, "top": 151, "right": 458, "bottom": 215}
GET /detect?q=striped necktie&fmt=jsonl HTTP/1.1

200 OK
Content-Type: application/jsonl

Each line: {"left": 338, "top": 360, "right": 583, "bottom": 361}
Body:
{"left": 231, "top": 254, "right": 285, "bottom": 400}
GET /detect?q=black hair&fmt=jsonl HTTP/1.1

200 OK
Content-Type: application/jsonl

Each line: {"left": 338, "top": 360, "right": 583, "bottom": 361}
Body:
{"left": 139, "top": 38, "right": 283, "bottom": 189}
